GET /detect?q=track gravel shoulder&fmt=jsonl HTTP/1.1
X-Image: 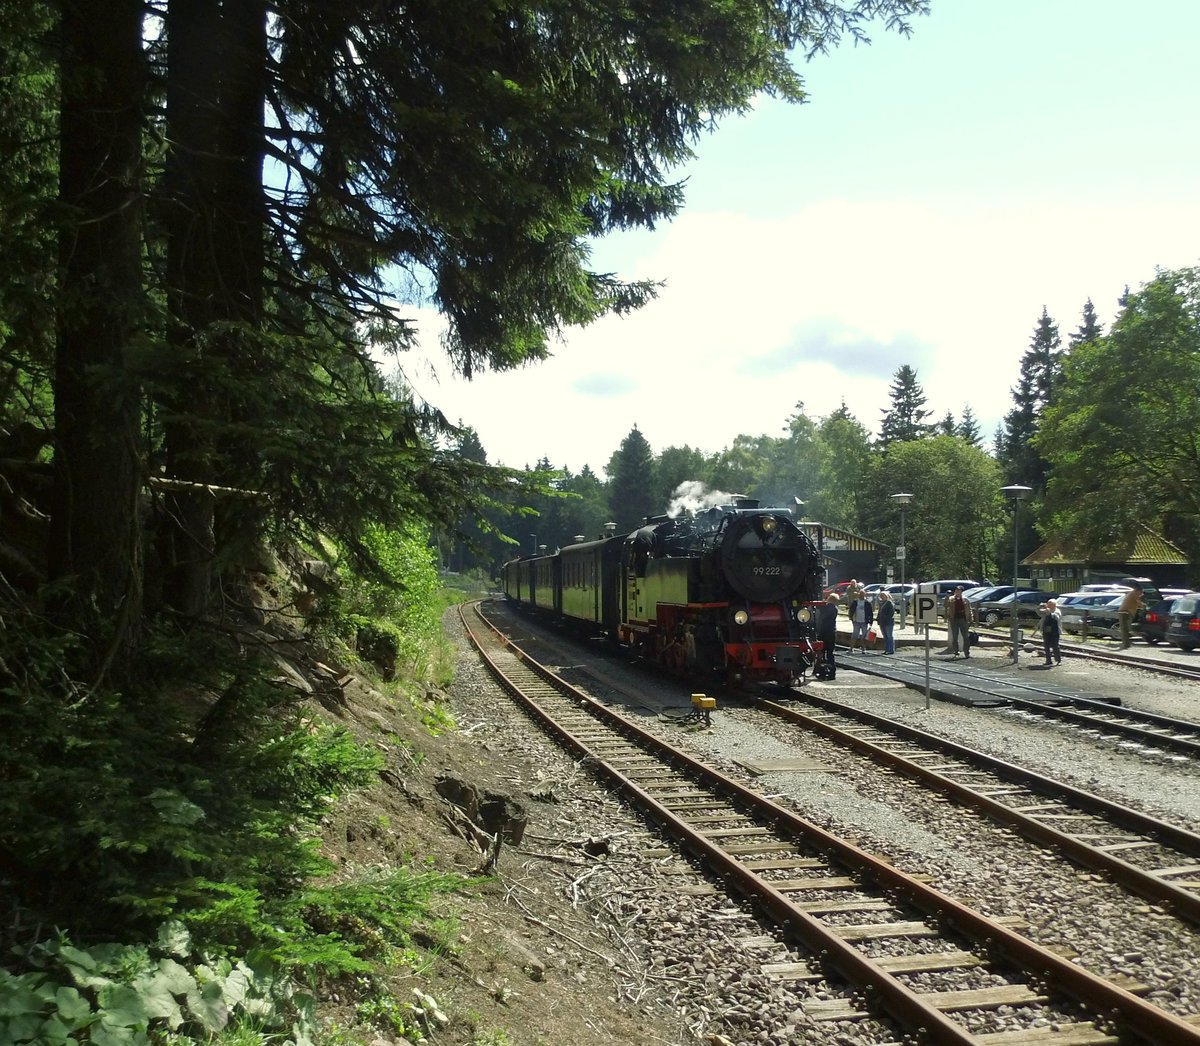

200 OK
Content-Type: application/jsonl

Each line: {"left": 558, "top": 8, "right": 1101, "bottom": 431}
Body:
{"left": 318, "top": 607, "right": 1200, "bottom": 1044}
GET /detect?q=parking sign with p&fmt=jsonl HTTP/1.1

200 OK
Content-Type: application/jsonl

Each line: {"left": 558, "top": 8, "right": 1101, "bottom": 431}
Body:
{"left": 913, "top": 586, "right": 939, "bottom": 626}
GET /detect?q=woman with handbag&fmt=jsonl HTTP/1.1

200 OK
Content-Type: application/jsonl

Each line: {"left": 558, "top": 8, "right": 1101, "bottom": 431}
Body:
{"left": 848, "top": 591, "right": 874, "bottom": 654}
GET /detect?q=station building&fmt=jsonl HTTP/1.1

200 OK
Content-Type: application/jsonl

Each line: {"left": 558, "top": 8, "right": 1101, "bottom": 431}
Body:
{"left": 1022, "top": 524, "right": 1190, "bottom": 592}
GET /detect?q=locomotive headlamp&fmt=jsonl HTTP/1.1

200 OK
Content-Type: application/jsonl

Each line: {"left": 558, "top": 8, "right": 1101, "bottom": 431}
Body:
{"left": 733, "top": 609, "right": 750, "bottom": 626}
{"left": 760, "top": 516, "right": 778, "bottom": 535}
{"left": 794, "top": 606, "right": 813, "bottom": 623}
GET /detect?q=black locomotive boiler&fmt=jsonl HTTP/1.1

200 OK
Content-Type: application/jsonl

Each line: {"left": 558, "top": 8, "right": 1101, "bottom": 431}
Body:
{"left": 502, "top": 499, "right": 827, "bottom": 686}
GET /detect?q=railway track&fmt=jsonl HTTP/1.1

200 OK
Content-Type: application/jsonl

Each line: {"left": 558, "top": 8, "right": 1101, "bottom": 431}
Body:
{"left": 855, "top": 653, "right": 1200, "bottom": 759}
{"left": 752, "top": 690, "right": 1200, "bottom": 925}
{"left": 972, "top": 624, "right": 1200, "bottom": 684}
{"left": 464, "top": 601, "right": 1200, "bottom": 1045}
{"left": 1062, "top": 641, "right": 1200, "bottom": 683}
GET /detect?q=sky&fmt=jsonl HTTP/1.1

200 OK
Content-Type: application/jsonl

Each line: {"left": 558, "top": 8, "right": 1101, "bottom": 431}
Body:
{"left": 392, "top": 1, "right": 1200, "bottom": 478}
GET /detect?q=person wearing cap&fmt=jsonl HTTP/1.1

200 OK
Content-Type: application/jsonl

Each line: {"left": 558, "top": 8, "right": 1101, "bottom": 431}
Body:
{"left": 1039, "top": 598, "right": 1062, "bottom": 666}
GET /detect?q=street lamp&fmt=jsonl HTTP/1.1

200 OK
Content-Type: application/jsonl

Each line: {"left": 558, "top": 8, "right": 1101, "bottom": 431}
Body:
{"left": 530, "top": 533, "right": 538, "bottom": 557}
{"left": 1001, "top": 484, "right": 1033, "bottom": 664}
{"left": 890, "top": 493, "right": 913, "bottom": 629}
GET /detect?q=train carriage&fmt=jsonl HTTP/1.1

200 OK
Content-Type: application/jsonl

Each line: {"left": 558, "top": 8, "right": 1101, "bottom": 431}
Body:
{"left": 559, "top": 535, "right": 624, "bottom": 640}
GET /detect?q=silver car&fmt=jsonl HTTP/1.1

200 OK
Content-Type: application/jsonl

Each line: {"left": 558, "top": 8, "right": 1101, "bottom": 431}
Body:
{"left": 1059, "top": 593, "right": 1126, "bottom": 637}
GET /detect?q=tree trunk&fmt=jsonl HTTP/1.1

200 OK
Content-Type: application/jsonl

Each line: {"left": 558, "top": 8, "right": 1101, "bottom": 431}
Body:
{"left": 161, "top": 0, "right": 267, "bottom": 617}
{"left": 50, "top": 0, "right": 146, "bottom": 678}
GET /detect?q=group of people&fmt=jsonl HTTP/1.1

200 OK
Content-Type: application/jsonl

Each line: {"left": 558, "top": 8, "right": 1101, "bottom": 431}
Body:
{"left": 943, "top": 584, "right": 1067, "bottom": 666}
{"left": 817, "top": 581, "right": 1089, "bottom": 670}
{"left": 815, "top": 580, "right": 898, "bottom": 681}
{"left": 814, "top": 578, "right": 1151, "bottom": 678}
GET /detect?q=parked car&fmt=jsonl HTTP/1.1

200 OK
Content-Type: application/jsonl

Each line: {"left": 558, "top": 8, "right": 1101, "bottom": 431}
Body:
{"left": 1064, "top": 592, "right": 1162, "bottom": 640}
{"left": 965, "top": 584, "right": 1039, "bottom": 605}
{"left": 1055, "top": 591, "right": 1094, "bottom": 605}
{"left": 975, "top": 590, "right": 1046, "bottom": 626}
{"left": 1059, "top": 593, "right": 1128, "bottom": 637}
{"left": 885, "top": 583, "right": 916, "bottom": 607}
{"left": 822, "top": 580, "right": 857, "bottom": 599}
{"left": 924, "top": 579, "right": 986, "bottom": 600}
{"left": 1075, "top": 577, "right": 1163, "bottom": 604}
{"left": 1139, "top": 594, "right": 1197, "bottom": 645}
{"left": 1164, "top": 594, "right": 1200, "bottom": 651}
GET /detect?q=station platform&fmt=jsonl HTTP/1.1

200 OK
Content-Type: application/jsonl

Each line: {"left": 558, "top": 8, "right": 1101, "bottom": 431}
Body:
{"left": 826, "top": 621, "right": 1121, "bottom": 709}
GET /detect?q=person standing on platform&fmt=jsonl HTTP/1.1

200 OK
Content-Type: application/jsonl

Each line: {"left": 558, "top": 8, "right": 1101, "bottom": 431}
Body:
{"left": 816, "top": 592, "right": 840, "bottom": 679}
{"left": 1039, "top": 598, "right": 1062, "bottom": 665}
{"left": 877, "top": 590, "right": 896, "bottom": 654}
{"left": 847, "top": 590, "right": 874, "bottom": 653}
{"left": 944, "top": 586, "right": 974, "bottom": 658}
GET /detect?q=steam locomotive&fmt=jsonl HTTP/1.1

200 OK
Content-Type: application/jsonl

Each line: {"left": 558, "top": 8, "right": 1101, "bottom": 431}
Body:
{"left": 501, "top": 499, "right": 827, "bottom": 687}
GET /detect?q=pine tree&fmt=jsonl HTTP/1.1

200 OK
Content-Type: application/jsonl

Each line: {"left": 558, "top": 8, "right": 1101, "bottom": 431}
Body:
{"left": 49, "top": 0, "right": 147, "bottom": 675}
{"left": 607, "top": 426, "right": 658, "bottom": 531}
{"left": 957, "top": 405, "right": 982, "bottom": 447}
{"left": 1070, "top": 298, "right": 1103, "bottom": 348}
{"left": 999, "top": 307, "right": 1061, "bottom": 492}
{"left": 878, "top": 365, "right": 934, "bottom": 448}
{"left": 938, "top": 410, "right": 956, "bottom": 436}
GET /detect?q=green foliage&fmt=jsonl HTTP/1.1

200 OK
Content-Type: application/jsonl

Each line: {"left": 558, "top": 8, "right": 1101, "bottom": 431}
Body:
{"left": 0, "top": 597, "right": 382, "bottom": 952}
{"left": 606, "top": 426, "right": 658, "bottom": 530}
{"left": 353, "top": 991, "right": 425, "bottom": 1042}
{"left": 0, "top": 923, "right": 316, "bottom": 1046}
{"left": 999, "top": 306, "right": 1063, "bottom": 496}
{"left": 655, "top": 445, "right": 715, "bottom": 512}
{"left": 878, "top": 364, "right": 935, "bottom": 447}
{"left": 1039, "top": 266, "right": 1200, "bottom": 566}
{"left": 302, "top": 870, "right": 464, "bottom": 962}
{"left": 812, "top": 405, "right": 874, "bottom": 531}
{"left": 861, "top": 435, "right": 1003, "bottom": 580}
{"left": 305, "top": 520, "right": 447, "bottom": 681}
{"left": 0, "top": 0, "right": 58, "bottom": 408}
{"left": 706, "top": 434, "right": 774, "bottom": 497}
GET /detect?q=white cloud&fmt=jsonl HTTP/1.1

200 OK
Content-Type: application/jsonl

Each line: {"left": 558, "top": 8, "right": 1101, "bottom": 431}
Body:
{"left": 395, "top": 197, "right": 1200, "bottom": 474}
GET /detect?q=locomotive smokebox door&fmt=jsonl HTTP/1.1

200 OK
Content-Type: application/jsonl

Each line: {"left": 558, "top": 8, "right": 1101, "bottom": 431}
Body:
{"left": 719, "top": 513, "right": 804, "bottom": 603}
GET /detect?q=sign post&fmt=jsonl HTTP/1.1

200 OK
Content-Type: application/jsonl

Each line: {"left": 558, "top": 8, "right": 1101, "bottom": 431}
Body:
{"left": 912, "top": 585, "right": 938, "bottom": 708}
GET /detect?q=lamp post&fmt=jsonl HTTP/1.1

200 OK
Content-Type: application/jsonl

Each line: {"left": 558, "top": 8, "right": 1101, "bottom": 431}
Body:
{"left": 890, "top": 493, "right": 913, "bottom": 629}
{"left": 1001, "top": 484, "right": 1033, "bottom": 664}
{"left": 530, "top": 533, "right": 537, "bottom": 557}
